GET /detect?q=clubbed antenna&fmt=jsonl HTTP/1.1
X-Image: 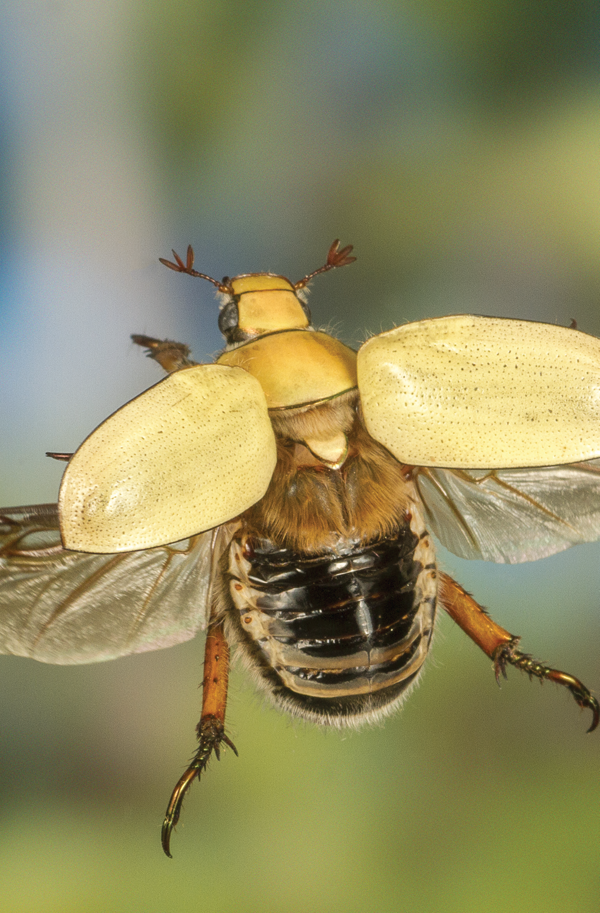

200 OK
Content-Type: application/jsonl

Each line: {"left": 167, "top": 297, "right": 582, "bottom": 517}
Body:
{"left": 159, "top": 245, "right": 231, "bottom": 293}
{"left": 294, "top": 239, "right": 356, "bottom": 290}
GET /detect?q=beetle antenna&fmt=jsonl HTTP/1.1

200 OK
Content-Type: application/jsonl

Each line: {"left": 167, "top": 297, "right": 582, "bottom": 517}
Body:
{"left": 159, "top": 245, "right": 232, "bottom": 293}
{"left": 294, "top": 239, "right": 356, "bottom": 290}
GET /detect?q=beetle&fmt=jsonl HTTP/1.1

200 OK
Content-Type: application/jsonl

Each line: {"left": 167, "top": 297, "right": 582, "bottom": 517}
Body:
{"left": 1, "top": 240, "right": 599, "bottom": 856}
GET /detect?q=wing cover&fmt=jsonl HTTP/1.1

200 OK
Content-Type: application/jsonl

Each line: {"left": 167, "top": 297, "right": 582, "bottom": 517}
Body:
{"left": 0, "top": 504, "right": 223, "bottom": 664}
{"left": 416, "top": 460, "right": 600, "bottom": 563}
{"left": 358, "top": 315, "right": 600, "bottom": 468}
{"left": 60, "top": 364, "right": 277, "bottom": 552}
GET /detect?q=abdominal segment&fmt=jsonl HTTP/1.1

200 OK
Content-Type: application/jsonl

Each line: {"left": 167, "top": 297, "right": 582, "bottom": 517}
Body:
{"left": 226, "top": 518, "right": 438, "bottom": 727}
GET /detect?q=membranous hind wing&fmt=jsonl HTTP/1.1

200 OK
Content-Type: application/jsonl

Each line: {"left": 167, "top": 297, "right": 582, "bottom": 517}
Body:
{"left": 415, "top": 459, "right": 600, "bottom": 564}
{"left": 413, "top": 462, "right": 600, "bottom": 731}
{"left": 0, "top": 504, "right": 224, "bottom": 664}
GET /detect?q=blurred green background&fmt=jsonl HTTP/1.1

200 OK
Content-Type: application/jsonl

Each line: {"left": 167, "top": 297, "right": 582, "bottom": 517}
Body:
{"left": 1, "top": 2, "right": 600, "bottom": 911}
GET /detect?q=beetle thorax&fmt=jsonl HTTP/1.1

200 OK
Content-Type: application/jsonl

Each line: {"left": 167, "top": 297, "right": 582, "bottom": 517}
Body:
{"left": 219, "top": 273, "right": 311, "bottom": 343}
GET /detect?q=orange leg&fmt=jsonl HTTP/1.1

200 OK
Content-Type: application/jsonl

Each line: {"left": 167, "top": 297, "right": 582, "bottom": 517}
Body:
{"left": 438, "top": 572, "right": 599, "bottom": 733}
{"left": 161, "top": 619, "right": 237, "bottom": 858}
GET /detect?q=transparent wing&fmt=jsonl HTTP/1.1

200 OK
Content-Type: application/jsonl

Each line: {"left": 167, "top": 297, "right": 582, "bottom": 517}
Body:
{"left": 415, "top": 459, "right": 600, "bottom": 564}
{"left": 0, "top": 504, "right": 226, "bottom": 664}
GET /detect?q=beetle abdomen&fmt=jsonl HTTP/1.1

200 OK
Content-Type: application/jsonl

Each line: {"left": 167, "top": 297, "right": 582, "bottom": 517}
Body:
{"left": 226, "top": 519, "right": 437, "bottom": 727}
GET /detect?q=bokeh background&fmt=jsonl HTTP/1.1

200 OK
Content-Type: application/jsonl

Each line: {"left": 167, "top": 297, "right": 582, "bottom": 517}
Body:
{"left": 1, "top": 2, "right": 600, "bottom": 911}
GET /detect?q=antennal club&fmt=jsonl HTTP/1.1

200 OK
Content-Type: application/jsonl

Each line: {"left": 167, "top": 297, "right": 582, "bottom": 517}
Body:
{"left": 159, "top": 245, "right": 231, "bottom": 293}
{"left": 294, "top": 239, "right": 356, "bottom": 290}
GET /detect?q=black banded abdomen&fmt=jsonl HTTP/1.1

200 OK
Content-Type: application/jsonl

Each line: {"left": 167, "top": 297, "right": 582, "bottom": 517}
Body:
{"left": 226, "top": 511, "right": 437, "bottom": 726}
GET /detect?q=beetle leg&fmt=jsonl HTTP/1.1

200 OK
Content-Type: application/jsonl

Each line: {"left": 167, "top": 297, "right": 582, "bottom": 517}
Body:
{"left": 492, "top": 644, "right": 599, "bottom": 733}
{"left": 161, "top": 619, "right": 237, "bottom": 858}
{"left": 131, "top": 334, "right": 197, "bottom": 373}
{"left": 438, "top": 572, "right": 599, "bottom": 733}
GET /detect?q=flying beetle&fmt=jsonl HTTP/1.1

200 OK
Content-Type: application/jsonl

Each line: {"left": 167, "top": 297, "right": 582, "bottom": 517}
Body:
{"left": 1, "top": 239, "right": 600, "bottom": 857}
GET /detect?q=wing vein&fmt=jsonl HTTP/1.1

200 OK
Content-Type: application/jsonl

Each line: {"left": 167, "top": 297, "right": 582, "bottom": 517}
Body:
{"left": 32, "top": 553, "right": 128, "bottom": 650}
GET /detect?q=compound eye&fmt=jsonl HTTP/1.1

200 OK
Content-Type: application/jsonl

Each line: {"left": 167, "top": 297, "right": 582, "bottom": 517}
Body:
{"left": 218, "top": 301, "right": 239, "bottom": 339}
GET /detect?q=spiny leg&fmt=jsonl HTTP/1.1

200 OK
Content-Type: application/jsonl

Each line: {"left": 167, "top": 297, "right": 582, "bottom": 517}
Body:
{"left": 131, "top": 334, "right": 196, "bottom": 373}
{"left": 161, "top": 618, "right": 237, "bottom": 858}
{"left": 438, "top": 572, "right": 599, "bottom": 733}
